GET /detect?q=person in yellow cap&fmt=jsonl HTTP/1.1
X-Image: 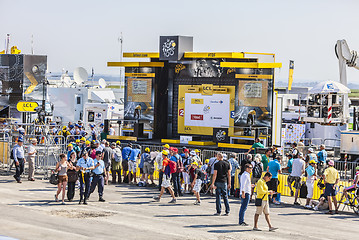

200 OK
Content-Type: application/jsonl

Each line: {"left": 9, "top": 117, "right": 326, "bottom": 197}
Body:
{"left": 153, "top": 150, "right": 176, "bottom": 203}
{"left": 305, "top": 160, "right": 317, "bottom": 209}
{"left": 67, "top": 144, "right": 75, "bottom": 160}
{"left": 191, "top": 161, "right": 204, "bottom": 205}
{"left": 58, "top": 126, "right": 70, "bottom": 142}
{"left": 116, "top": 141, "right": 121, "bottom": 146}
{"left": 142, "top": 147, "right": 155, "bottom": 185}
{"left": 163, "top": 144, "right": 170, "bottom": 150}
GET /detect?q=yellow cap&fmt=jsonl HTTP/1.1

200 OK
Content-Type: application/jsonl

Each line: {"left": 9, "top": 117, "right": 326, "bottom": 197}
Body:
{"left": 80, "top": 137, "right": 86, "bottom": 141}
{"left": 205, "top": 159, "right": 209, "bottom": 164}
{"left": 145, "top": 147, "right": 150, "bottom": 152}
{"left": 163, "top": 144, "right": 170, "bottom": 149}
{"left": 192, "top": 161, "right": 199, "bottom": 166}
{"left": 75, "top": 139, "right": 80, "bottom": 143}
{"left": 67, "top": 144, "right": 72, "bottom": 147}
{"left": 162, "top": 150, "right": 169, "bottom": 156}
{"left": 194, "top": 149, "right": 200, "bottom": 153}
{"left": 62, "top": 126, "right": 67, "bottom": 130}
{"left": 116, "top": 141, "right": 121, "bottom": 145}
{"left": 85, "top": 140, "right": 90, "bottom": 145}
{"left": 309, "top": 160, "right": 317, "bottom": 164}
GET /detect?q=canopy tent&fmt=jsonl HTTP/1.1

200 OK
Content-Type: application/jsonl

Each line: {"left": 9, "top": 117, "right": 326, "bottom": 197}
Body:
{"left": 308, "top": 81, "right": 350, "bottom": 94}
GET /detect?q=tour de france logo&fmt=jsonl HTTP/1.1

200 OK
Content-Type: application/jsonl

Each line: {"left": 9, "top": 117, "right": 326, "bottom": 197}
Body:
{"left": 203, "top": 105, "right": 210, "bottom": 114}
{"left": 162, "top": 39, "right": 176, "bottom": 58}
{"left": 216, "top": 130, "right": 226, "bottom": 142}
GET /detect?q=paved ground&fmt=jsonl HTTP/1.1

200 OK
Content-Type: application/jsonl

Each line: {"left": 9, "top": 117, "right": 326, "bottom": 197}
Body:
{"left": 0, "top": 172, "right": 358, "bottom": 240}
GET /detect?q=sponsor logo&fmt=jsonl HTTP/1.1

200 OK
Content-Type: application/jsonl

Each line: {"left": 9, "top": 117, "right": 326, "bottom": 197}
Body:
{"left": 210, "top": 116, "right": 222, "bottom": 120}
{"left": 184, "top": 126, "right": 192, "bottom": 131}
{"left": 210, "top": 100, "right": 224, "bottom": 104}
{"left": 201, "top": 84, "right": 213, "bottom": 95}
{"left": 191, "top": 114, "right": 204, "bottom": 120}
{"left": 191, "top": 98, "right": 204, "bottom": 104}
{"left": 216, "top": 130, "right": 227, "bottom": 142}
{"left": 203, "top": 105, "right": 210, "bottom": 114}
{"left": 179, "top": 109, "right": 184, "bottom": 117}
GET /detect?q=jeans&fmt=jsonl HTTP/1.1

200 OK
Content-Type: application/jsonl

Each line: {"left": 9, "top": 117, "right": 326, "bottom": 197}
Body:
{"left": 14, "top": 159, "right": 25, "bottom": 181}
{"left": 215, "top": 182, "right": 230, "bottom": 214}
{"left": 90, "top": 175, "right": 104, "bottom": 197}
{"left": 79, "top": 172, "right": 91, "bottom": 199}
{"left": 158, "top": 171, "right": 164, "bottom": 190}
{"left": 172, "top": 172, "right": 181, "bottom": 195}
{"left": 67, "top": 182, "right": 76, "bottom": 200}
{"left": 238, "top": 193, "right": 250, "bottom": 224}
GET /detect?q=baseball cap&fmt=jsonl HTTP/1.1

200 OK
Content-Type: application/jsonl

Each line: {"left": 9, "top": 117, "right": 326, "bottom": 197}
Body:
{"left": 116, "top": 141, "right": 121, "bottom": 145}
{"left": 308, "top": 148, "right": 314, "bottom": 152}
{"left": 192, "top": 162, "right": 198, "bottom": 166}
{"left": 194, "top": 149, "right": 200, "bottom": 153}
{"left": 309, "top": 160, "right": 316, "bottom": 164}
{"left": 190, "top": 150, "right": 196, "bottom": 155}
{"left": 85, "top": 140, "right": 90, "bottom": 145}
{"left": 145, "top": 147, "right": 150, "bottom": 152}
{"left": 90, "top": 124, "right": 95, "bottom": 128}
{"left": 172, "top": 148, "right": 178, "bottom": 153}
{"left": 100, "top": 123, "right": 104, "bottom": 127}
{"left": 75, "top": 139, "right": 80, "bottom": 143}
{"left": 163, "top": 144, "right": 170, "bottom": 149}
{"left": 162, "top": 150, "right": 169, "bottom": 156}
{"left": 184, "top": 149, "right": 189, "bottom": 153}
{"left": 17, "top": 137, "right": 23, "bottom": 142}
{"left": 67, "top": 144, "right": 72, "bottom": 147}
{"left": 328, "top": 160, "right": 335, "bottom": 166}
{"left": 80, "top": 137, "right": 86, "bottom": 141}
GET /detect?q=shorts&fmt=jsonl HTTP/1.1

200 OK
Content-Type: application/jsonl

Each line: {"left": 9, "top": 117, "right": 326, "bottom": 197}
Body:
{"left": 267, "top": 178, "right": 279, "bottom": 192}
{"left": 128, "top": 161, "right": 137, "bottom": 173}
{"left": 58, "top": 175, "right": 68, "bottom": 183}
{"left": 288, "top": 175, "right": 302, "bottom": 189}
{"left": 306, "top": 179, "right": 314, "bottom": 199}
{"left": 324, "top": 183, "right": 336, "bottom": 197}
{"left": 104, "top": 162, "right": 110, "bottom": 172}
{"left": 122, "top": 160, "right": 129, "bottom": 172}
{"left": 143, "top": 162, "right": 154, "bottom": 175}
{"left": 182, "top": 172, "right": 190, "bottom": 184}
{"left": 251, "top": 177, "right": 260, "bottom": 185}
{"left": 255, "top": 200, "right": 270, "bottom": 215}
{"left": 193, "top": 179, "right": 202, "bottom": 193}
{"left": 345, "top": 184, "right": 359, "bottom": 192}
{"left": 161, "top": 175, "right": 171, "bottom": 188}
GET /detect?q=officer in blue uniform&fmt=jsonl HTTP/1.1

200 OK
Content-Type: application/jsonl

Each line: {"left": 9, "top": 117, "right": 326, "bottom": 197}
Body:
{"left": 13, "top": 137, "right": 25, "bottom": 183}
{"left": 89, "top": 151, "right": 106, "bottom": 202}
{"left": 76, "top": 151, "right": 94, "bottom": 204}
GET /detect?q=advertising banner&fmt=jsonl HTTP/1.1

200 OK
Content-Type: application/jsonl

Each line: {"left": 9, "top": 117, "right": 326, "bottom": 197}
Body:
{"left": 238, "top": 80, "right": 268, "bottom": 107}
{"left": 178, "top": 84, "right": 235, "bottom": 136}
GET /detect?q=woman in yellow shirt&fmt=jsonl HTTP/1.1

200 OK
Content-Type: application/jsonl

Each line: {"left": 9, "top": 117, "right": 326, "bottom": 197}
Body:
{"left": 253, "top": 172, "right": 278, "bottom": 232}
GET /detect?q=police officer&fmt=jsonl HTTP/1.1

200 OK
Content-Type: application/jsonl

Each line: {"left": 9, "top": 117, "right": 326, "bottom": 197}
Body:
{"left": 13, "top": 137, "right": 25, "bottom": 183}
{"left": 89, "top": 151, "right": 106, "bottom": 202}
{"left": 76, "top": 151, "right": 94, "bottom": 204}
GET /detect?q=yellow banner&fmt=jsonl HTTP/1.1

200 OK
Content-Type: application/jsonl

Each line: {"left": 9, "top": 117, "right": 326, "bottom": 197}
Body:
{"left": 125, "top": 73, "right": 155, "bottom": 77}
{"left": 235, "top": 74, "right": 273, "bottom": 79}
{"left": 191, "top": 98, "right": 204, "bottom": 104}
{"left": 16, "top": 101, "right": 39, "bottom": 112}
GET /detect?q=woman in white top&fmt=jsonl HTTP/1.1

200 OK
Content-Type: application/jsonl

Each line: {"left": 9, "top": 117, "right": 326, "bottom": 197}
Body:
{"left": 55, "top": 153, "right": 73, "bottom": 204}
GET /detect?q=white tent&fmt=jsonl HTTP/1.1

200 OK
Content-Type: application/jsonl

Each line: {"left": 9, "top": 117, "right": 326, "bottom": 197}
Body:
{"left": 308, "top": 81, "right": 350, "bottom": 94}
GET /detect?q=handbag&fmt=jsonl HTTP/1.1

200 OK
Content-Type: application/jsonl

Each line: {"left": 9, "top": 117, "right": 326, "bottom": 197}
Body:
{"left": 255, "top": 193, "right": 267, "bottom": 206}
{"left": 49, "top": 171, "right": 58, "bottom": 185}
{"left": 67, "top": 170, "right": 78, "bottom": 183}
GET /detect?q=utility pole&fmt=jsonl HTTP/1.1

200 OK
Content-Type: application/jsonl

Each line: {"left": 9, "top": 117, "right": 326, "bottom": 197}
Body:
{"left": 118, "top": 33, "right": 123, "bottom": 86}
{"left": 31, "top": 34, "right": 34, "bottom": 54}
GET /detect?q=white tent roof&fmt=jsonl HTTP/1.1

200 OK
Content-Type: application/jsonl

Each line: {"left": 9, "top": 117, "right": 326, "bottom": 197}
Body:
{"left": 308, "top": 81, "right": 350, "bottom": 94}
{"left": 91, "top": 90, "right": 116, "bottom": 103}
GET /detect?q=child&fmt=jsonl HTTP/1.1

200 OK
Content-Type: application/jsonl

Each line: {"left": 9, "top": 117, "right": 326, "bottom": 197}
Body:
{"left": 191, "top": 162, "right": 204, "bottom": 205}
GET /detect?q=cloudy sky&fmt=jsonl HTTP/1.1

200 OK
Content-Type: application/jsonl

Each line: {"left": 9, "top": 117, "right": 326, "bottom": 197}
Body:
{"left": 1, "top": 0, "right": 359, "bottom": 84}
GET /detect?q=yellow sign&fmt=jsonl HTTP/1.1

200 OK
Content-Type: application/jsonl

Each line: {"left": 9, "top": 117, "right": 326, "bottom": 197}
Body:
{"left": 186, "top": 87, "right": 200, "bottom": 92}
{"left": 16, "top": 101, "right": 39, "bottom": 112}
{"left": 235, "top": 74, "right": 273, "bottom": 79}
{"left": 201, "top": 84, "right": 213, "bottom": 95}
{"left": 191, "top": 98, "right": 204, "bottom": 104}
{"left": 213, "top": 87, "right": 227, "bottom": 93}
{"left": 125, "top": 73, "right": 155, "bottom": 77}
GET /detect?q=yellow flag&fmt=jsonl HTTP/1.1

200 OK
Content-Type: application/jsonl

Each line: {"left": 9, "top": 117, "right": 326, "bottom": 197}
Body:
{"left": 288, "top": 60, "right": 294, "bottom": 91}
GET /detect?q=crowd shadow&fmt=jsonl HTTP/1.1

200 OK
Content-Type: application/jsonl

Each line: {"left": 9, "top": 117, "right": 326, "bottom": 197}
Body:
{"left": 185, "top": 223, "right": 239, "bottom": 228}
{"left": 8, "top": 199, "right": 54, "bottom": 206}
{"left": 154, "top": 214, "right": 214, "bottom": 218}
{"left": 208, "top": 229, "right": 252, "bottom": 233}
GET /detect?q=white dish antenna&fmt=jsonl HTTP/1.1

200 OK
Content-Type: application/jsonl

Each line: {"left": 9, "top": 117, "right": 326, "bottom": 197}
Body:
{"left": 73, "top": 67, "right": 88, "bottom": 85}
{"left": 99, "top": 78, "right": 107, "bottom": 88}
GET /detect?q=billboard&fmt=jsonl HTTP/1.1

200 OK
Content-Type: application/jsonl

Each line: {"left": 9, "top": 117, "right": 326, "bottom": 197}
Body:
{"left": 178, "top": 84, "right": 235, "bottom": 135}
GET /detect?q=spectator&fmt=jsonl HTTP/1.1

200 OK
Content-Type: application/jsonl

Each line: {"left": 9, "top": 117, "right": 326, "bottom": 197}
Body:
{"left": 340, "top": 166, "right": 359, "bottom": 204}
{"left": 155, "top": 147, "right": 166, "bottom": 190}
{"left": 122, "top": 143, "right": 132, "bottom": 183}
{"left": 251, "top": 154, "right": 263, "bottom": 200}
{"left": 246, "top": 138, "right": 264, "bottom": 155}
{"left": 89, "top": 151, "right": 106, "bottom": 202}
{"left": 261, "top": 149, "right": 271, "bottom": 172}
{"left": 13, "top": 137, "right": 25, "bottom": 183}
{"left": 109, "top": 124, "right": 115, "bottom": 135}
{"left": 182, "top": 149, "right": 191, "bottom": 193}
{"left": 67, "top": 151, "right": 78, "bottom": 201}
{"left": 317, "top": 144, "right": 327, "bottom": 176}
{"left": 211, "top": 152, "right": 231, "bottom": 216}
{"left": 191, "top": 162, "right": 204, "bottom": 205}
{"left": 143, "top": 148, "right": 156, "bottom": 186}
{"left": 153, "top": 150, "right": 176, "bottom": 203}
{"left": 55, "top": 153, "right": 73, "bottom": 204}
{"left": 228, "top": 153, "right": 239, "bottom": 196}
{"left": 208, "top": 156, "right": 219, "bottom": 195}
{"left": 27, "top": 139, "right": 37, "bottom": 181}
{"left": 253, "top": 172, "right": 278, "bottom": 232}
{"left": 306, "top": 148, "right": 317, "bottom": 164}
{"left": 111, "top": 142, "right": 122, "bottom": 184}
{"left": 239, "top": 164, "right": 253, "bottom": 226}
{"left": 288, "top": 152, "right": 305, "bottom": 205}
{"left": 67, "top": 144, "right": 75, "bottom": 160}
{"left": 267, "top": 156, "right": 281, "bottom": 205}
{"left": 323, "top": 160, "right": 339, "bottom": 214}
{"left": 283, "top": 154, "right": 293, "bottom": 174}
{"left": 290, "top": 142, "right": 299, "bottom": 158}
{"left": 298, "top": 139, "right": 305, "bottom": 153}
{"left": 102, "top": 141, "right": 112, "bottom": 185}
{"left": 129, "top": 145, "right": 141, "bottom": 184}
{"left": 305, "top": 160, "right": 317, "bottom": 209}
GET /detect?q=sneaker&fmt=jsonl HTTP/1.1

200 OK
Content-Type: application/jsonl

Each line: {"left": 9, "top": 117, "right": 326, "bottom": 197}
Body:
{"left": 269, "top": 227, "right": 278, "bottom": 232}
{"left": 214, "top": 212, "right": 221, "bottom": 216}
{"left": 54, "top": 195, "right": 58, "bottom": 202}
{"left": 274, "top": 202, "right": 281, "bottom": 205}
{"left": 253, "top": 227, "right": 262, "bottom": 231}
{"left": 99, "top": 197, "right": 105, "bottom": 202}
{"left": 194, "top": 201, "right": 201, "bottom": 205}
{"left": 294, "top": 202, "right": 300, "bottom": 206}
{"left": 83, "top": 200, "right": 88, "bottom": 205}
{"left": 168, "top": 198, "right": 176, "bottom": 204}
{"left": 313, "top": 206, "right": 318, "bottom": 211}
{"left": 61, "top": 202, "right": 65, "bottom": 205}
{"left": 153, "top": 196, "right": 160, "bottom": 202}
{"left": 325, "top": 210, "right": 333, "bottom": 215}
{"left": 239, "top": 222, "right": 249, "bottom": 226}
{"left": 223, "top": 212, "right": 230, "bottom": 216}
{"left": 304, "top": 205, "right": 312, "bottom": 209}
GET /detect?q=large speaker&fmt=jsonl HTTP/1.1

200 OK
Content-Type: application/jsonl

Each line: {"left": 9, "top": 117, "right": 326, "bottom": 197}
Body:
{"left": 104, "top": 119, "right": 110, "bottom": 134}
{"left": 134, "top": 123, "right": 144, "bottom": 138}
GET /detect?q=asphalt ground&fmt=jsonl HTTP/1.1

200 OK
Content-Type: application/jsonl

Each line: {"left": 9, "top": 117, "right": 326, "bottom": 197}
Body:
{"left": 0, "top": 172, "right": 358, "bottom": 240}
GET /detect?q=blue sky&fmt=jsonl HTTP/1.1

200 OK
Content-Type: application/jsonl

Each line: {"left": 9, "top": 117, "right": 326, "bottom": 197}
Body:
{"left": 1, "top": 0, "right": 359, "bottom": 84}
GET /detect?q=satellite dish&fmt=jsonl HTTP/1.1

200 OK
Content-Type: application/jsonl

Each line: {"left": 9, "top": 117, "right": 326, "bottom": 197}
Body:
{"left": 73, "top": 67, "right": 88, "bottom": 85}
{"left": 98, "top": 78, "right": 107, "bottom": 88}
{"left": 63, "top": 76, "right": 72, "bottom": 86}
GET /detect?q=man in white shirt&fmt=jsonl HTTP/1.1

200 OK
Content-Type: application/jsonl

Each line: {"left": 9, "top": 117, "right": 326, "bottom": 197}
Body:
{"left": 288, "top": 152, "right": 305, "bottom": 205}
{"left": 238, "top": 163, "right": 253, "bottom": 226}
{"left": 27, "top": 139, "right": 37, "bottom": 181}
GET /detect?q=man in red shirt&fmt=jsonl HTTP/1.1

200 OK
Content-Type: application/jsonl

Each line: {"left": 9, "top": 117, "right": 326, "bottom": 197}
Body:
{"left": 153, "top": 150, "right": 176, "bottom": 203}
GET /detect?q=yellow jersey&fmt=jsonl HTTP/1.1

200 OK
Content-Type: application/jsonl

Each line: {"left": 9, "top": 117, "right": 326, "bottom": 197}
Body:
{"left": 324, "top": 167, "right": 339, "bottom": 184}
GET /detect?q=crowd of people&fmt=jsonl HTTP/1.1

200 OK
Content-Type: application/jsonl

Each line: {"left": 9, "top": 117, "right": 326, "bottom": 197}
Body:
{"left": 9, "top": 124, "right": 359, "bottom": 231}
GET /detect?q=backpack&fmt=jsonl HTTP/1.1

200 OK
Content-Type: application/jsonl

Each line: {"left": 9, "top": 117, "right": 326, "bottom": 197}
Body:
{"left": 169, "top": 159, "right": 177, "bottom": 174}
{"left": 175, "top": 155, "right": 184, "bottom": 173}
{"left": 197, "top": 170, "right": 205, "bottom": 181}
{"left": 253, "top": 162, "right": 262, "bottom": 178}
{"left": 114, "top": 148, "right": 122, "bottom": 163}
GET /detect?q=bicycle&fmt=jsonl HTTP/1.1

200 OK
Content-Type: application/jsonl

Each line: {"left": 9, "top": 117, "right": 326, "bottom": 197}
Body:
{"left": 338, "top": 184, "right": 359, "bottom": 215}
